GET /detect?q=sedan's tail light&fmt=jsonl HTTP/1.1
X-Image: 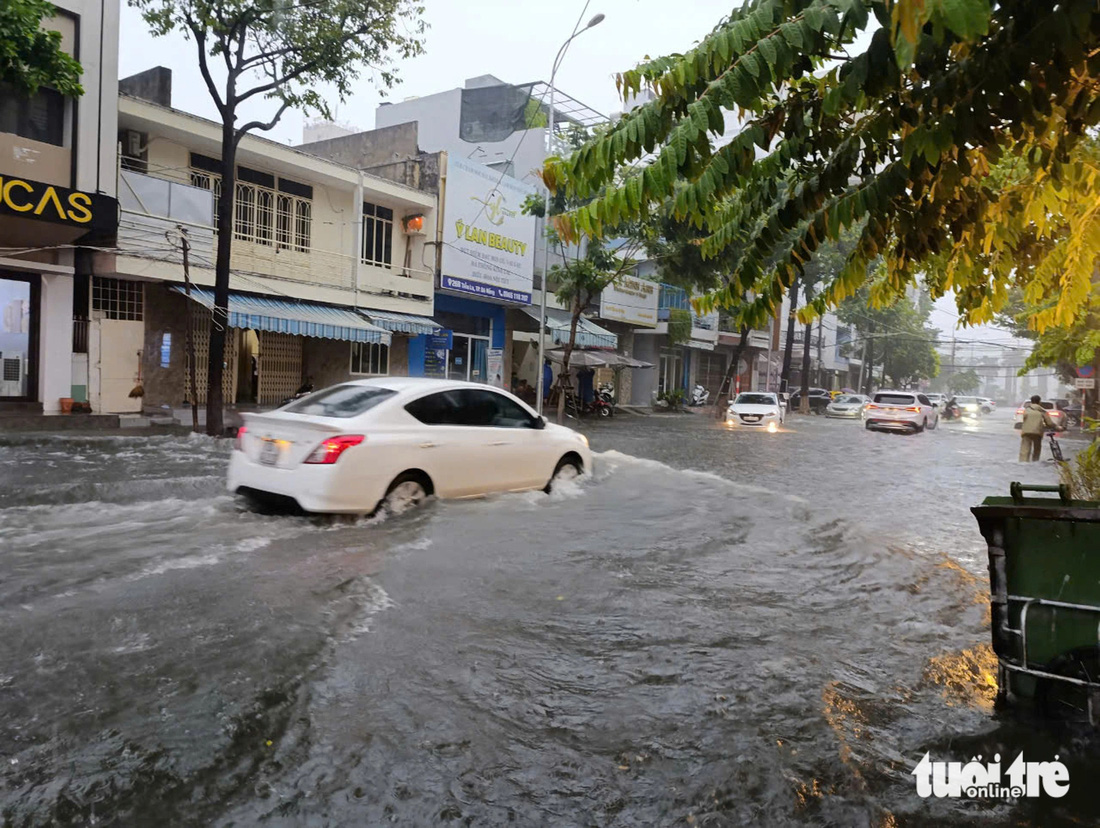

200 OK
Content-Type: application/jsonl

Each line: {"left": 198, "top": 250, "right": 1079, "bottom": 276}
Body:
{"left": 865, "top": 404, "right": 880, "bottom": 410}
{"left": 905, "top": 406, "right": 921, "bottom": 412}
{"left": 1016, "top": 408, "right": 1025, "bottom": 415}
{"left": 304, "top": 435, "right": 364, "bottom": 464}
{"left": 235, "top": 426, "right": 248, "bottom": 451}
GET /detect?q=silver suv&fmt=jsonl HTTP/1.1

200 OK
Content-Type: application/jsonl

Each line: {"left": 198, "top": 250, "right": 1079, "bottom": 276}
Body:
{"left": 863, "top": 391, "right": 939, "bottom": 433}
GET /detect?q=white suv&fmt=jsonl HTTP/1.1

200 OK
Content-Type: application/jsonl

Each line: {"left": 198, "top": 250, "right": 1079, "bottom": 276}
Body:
{"left": 863, "top": 391, "right": 939, "bottom": 433}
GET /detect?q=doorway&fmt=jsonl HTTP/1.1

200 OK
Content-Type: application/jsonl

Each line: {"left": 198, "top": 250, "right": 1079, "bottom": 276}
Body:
{"left": 0, "top": 275, "right": 38, "bottom": 400}
{"left": 447, "top": 333, "right": 490, "bottom": 382}
{"left": 658, "top": 348, "right": 682, "bottom": 397}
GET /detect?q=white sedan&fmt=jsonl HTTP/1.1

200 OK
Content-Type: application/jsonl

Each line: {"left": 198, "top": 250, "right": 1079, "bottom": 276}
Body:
{"left": 726, "top": 392, "right": 785, "bottom": 430}
{"left": 227, "top": 378, "right": 592, "bottom": 514}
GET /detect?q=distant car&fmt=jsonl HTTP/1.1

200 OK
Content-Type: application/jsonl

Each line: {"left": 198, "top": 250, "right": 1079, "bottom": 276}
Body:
{"left": 925, "top": 392, "right": 947, "bottom": 410}
{"left": 977, "top": 397, "right": 996, "bottom": 412}
{"left": 726, "top": 392, "right": 785, "bottom": 430}
{"left": 788, "top": 387, "right": 832, "bottom": 414}
{"left": 953, "top": 396, "right": 987, "bottom": 417}
{"left": 1013, "top": 400, "right": 1067, "bottom": 431}
{"left": 825, "top": 394, "right": 869, "bottom": 419}
{"left": 228, "top": 378, "right": 592, "bottom": 514}
{"left": 863, "top": 391, "right": 939, "bottom": 433}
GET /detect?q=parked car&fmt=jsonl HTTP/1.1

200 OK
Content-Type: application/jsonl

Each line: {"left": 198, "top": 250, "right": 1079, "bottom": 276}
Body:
{"left": 228, "top": 378, "right": 592, "bottom": 514}
{"left": 825, "top": 394, "right": 869, "bottom": 419}
{"left": 863, "top": 391, "right": 939, "bottom": 433}
{"left": 788, "top": 387, "right": 832, "bottom": 414}
{"left": 726, "top": 392, "right": 785, "bottom": 430}
{"left": 1013, "top": 399, "right": 1068, "bottom": 431}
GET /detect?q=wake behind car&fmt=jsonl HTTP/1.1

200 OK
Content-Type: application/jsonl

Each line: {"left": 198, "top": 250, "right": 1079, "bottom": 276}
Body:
{"left": 228, "top": 378, "right": 592, "bottom": 514}
{"left": 863, "top": 391, "right": 938, "bottom": 433}
{"left": 726, "top": 392, "right": 784, "bottom": 430}
{"left": 825, "top": 394, "right": 868, "bottom": 418}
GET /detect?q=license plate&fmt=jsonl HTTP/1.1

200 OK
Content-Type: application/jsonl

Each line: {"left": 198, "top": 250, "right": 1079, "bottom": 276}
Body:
{"left": 743, "top": 415, "right": 761, "bottom": 421}
{"left": 260, "top": 439, "right": 281, "bottom": 466}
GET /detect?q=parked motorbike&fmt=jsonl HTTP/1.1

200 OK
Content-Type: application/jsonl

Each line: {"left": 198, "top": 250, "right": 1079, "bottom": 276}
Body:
{"left": 689, "top": 385, "right": 709, "bottom": 406}
{"left": 584, "top": 396, "right": 614, "bottom": 418}
{"left": 597, "top": 382, "right": 615, "bottom": 405}
{"left": 280, "top": 382, "right": 314, "bottom": 407}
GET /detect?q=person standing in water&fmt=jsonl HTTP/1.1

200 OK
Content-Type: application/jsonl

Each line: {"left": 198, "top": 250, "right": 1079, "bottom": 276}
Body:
{"left": 1019, "top": 394, "right": 1055, "bottom": 462}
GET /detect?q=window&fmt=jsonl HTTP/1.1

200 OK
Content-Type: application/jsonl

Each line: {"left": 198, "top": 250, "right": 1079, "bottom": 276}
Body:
{"left": 362, "top": 202, "right": 394, "bottom": 267}
{"left": 350, "top": 341, "right": 389, "bottom": 376}
{"left": 452, "top": 389, "right": 534, "bottom": 428}
{"left": 917, "top": 394, "right": 932, "bottom": 406}
{"left": 92, "top": 278, "right": 143, "bottom": 321}
{"left": 284, "top": 384, "right": 395, "bottom": 418}
{"left": 0, "top": 82, "right": 65, "bottom": 146}
{"left": 874, "top": 394, "right": 916, "bottom": 406}
{"left": 405, "top": 391, "right": 461, "bottom": 425}
{"left": 189, "top": 153, "right": 311, "bottom": 250}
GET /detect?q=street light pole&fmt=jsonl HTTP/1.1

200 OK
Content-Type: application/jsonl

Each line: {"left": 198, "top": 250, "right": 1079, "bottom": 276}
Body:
{"left": 535, "top": 10, "right": 604, "bottom": 416}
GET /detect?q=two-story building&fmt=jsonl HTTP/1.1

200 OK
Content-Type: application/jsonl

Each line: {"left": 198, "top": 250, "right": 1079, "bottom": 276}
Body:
{"left": 0, "top": 0, "right": 119, "bottom": 415}
{"left": 87, "top": 69, "right": 439, "bottom": 416}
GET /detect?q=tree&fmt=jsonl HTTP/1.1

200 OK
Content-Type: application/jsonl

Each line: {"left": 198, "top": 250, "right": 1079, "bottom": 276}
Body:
{"left": 524, "top": 191, "right": 640, "bottom": 424}
{"left": 946, "top": 369, "right": 980, "bottom": 394}
{"left": 540, "top": 0, "right": 1100, "bottom": 340}
{"left": 838, "top": 283, "right": 940, "bottom": 389}
{"left": 1, "top": 0, "right": 83, "bottom": 96}
{"left": 131, "top": 0, "right": 426, "bottom": 435}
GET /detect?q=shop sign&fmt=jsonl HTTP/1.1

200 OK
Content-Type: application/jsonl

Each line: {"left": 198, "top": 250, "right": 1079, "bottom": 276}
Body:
{"left": 600, "top": 276, "right": 659, "bottom": 327}
{"left": 441, "top": 156, "right": 535, "bottom": 305}
{"left": 0, "top": 175, "right": 116, "bottom": 233}
{"left": 423, "top": 330, "right": 452, "bottom": 378}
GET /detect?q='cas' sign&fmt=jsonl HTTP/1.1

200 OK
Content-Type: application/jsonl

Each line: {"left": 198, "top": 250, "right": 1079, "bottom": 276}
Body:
{"left": 0, "top": 175, "right": 117, "bottom": 233}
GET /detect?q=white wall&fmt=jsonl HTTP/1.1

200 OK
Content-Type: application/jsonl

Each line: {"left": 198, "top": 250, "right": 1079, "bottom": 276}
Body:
{"left": 38, "top": 271, "right": 73, "bottom": 413}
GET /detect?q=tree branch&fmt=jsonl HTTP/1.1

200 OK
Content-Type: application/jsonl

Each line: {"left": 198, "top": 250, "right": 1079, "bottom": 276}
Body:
{"left": 235, "top": 99, "right": 292, "bottom": 144}
{"left": 186, "top": 17, "right": 226, "bottom": 114}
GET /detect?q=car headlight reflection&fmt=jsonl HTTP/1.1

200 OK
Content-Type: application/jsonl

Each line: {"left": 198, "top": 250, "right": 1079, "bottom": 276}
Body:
{"left": 767, "top": 421, "right": 779, "bottom": 433}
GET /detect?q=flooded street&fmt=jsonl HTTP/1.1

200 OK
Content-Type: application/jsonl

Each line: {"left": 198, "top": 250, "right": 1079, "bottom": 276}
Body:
{"left": 0, "top": 412, "right": 1094, "bottom": 826}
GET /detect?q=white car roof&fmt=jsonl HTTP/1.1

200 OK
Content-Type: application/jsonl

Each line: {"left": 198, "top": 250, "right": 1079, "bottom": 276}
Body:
{"left": 341, "top": 377, "right": 499, "bottom": 394}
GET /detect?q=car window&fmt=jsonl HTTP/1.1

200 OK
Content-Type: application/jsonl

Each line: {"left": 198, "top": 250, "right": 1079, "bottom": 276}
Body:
{"left": 873, "top": 393, "right": 915, "bottom": 405}
{"left": 404, "top": 390, "right": 463, "bottom": 425}
{"left": 734, "top": 393, "right": 776, "bottom": 406}
{"left": 837, "top": 395, "right": 861, "bottom": 404}
{"left": 917, "top": 394, "right": 931, "bottom": 406}
{"left": 450, "top": 389, "right": 536, "bottom": 428}
{"left": 284, "top": 385, "right": 396, "bottom": 418}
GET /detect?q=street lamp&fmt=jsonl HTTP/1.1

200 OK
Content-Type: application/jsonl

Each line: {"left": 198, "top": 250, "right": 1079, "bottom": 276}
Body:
{"left": 535, "top": 10, "right": 605, "bottom": 415}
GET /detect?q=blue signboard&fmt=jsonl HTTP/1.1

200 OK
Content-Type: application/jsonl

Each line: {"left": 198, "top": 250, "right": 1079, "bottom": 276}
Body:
{"left": 160, "top": 333, "right": 172, "bottom": 368}
{"left": 423, "top": 329, "right": 451, "bottom": 378}
{"left": 441, "top": 275, "right": 532, "bottom": 305}
{"left": 427, "top": 331, "right": 453, "bottom": 351}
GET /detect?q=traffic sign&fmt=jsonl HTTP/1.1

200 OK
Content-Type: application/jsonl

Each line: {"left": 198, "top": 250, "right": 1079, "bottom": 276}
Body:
{"left": 1078, "top": 365, "right": 1095, "bottom": 378}
{"left": 1075, "top": 377, "right": 1095, "bottom": 389}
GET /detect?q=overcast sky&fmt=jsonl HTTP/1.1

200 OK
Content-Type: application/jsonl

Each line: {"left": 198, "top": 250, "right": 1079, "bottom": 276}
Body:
{"left": 118, "top": 0, "right": 738, "bottom": 146}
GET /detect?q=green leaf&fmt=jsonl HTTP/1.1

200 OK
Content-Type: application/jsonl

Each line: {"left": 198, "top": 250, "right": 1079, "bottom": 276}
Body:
{"left": 758, "top": 34, "right": 778, "bottom": 68}
{"left": 938, "top": 0, "right": 992, "bottom": 41}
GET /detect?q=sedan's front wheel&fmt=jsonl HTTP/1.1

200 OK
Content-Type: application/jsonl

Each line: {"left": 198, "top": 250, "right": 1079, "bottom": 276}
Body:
{"left": 545, "top": 455, "right": 582, "bottom": 493}
{"left": 382, "top": 473, "right": 430, "bottom": 515}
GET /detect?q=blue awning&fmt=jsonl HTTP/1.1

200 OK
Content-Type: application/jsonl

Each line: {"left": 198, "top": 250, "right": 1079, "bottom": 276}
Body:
{"left": 172, "top": 287, "right": 390, "bottom": 344}
{"left": 522, "top": 307, "right": 618, "bottom": 350}
{"left": 358, "top": 309, "right": 441, "bottom": 335}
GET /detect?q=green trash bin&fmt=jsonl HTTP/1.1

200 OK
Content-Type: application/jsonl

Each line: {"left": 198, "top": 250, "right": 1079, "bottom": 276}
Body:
{"left": 972, "top": 482, "right": 1100, "bottom": 721}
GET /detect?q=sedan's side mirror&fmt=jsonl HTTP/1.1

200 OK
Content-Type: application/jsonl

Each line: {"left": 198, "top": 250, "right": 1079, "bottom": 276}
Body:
{"left": 531, "top": 416, "right": 547, "bottom": 430}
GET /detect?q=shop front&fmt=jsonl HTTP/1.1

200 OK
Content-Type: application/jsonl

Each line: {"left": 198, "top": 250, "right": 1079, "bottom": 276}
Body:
{"left": 408, "top": 293, "right": 506, "bottom": 384}
{"left": 0, "top": 176, "right": 117, "bottom": 412}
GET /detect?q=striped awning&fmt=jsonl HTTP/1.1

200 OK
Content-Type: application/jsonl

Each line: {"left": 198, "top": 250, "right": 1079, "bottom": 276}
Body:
{"left": 172, "top": 287, "right": 391, "bottom": 344}
{"left": 358, "top": 309, "right": 441, "bottom": 335}
{"left": 521, "top": 307, "right": 618, "bottom": 350}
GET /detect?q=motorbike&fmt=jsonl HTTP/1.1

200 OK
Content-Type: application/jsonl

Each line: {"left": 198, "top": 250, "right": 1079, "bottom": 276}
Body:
{"left": 280, "top": 382, "right": 314, "bottom": 407}
{"left": 689, "top": 385, "right": 709, "bottom": 406}
{"left": 584, "top": 395, "right": 614, "bottom": 418}
{"left": 597, "top": 382, "right": 615, "bottom": 405}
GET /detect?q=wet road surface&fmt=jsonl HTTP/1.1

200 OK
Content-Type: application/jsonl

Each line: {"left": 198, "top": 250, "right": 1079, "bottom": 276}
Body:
{"left": 0, "top": 410, "right": 1095, "bottom": 826}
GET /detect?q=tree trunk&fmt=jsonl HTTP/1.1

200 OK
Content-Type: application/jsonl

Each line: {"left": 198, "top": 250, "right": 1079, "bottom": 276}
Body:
{"left": 179, "top": 228, "right": 198, "bottom": 433}
{"left": 799, "top": 320, "right": 812, "bottom": 414}
{"left": 712, "top": 323, "right": 750, "bottom": 418}
{"left": 206, "top": 114, "right": 238, "bottom": 436}
{"left": 862, "top": 322, "right": 875, "bottom": 394}
{"left": 881, "top": 338, "right": 890, "bottom": 387}
{"left": 779, "top": 278, "right": 800, "bottom": 393}
{"left": 556, "top": 292, "right": 585, "bottom": 424}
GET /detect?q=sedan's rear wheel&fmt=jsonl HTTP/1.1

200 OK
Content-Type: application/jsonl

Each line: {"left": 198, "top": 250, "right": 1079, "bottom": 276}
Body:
{"left": 383, "top": 473, "right": 430, "bottom": 515}
{"left": 545, "top": 455, "right": 582, "bottom": 493}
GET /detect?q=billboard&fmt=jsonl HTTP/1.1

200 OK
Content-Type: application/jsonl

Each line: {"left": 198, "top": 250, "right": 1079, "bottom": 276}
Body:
{"left": 599, "top": 275, "right": 659, "bottom": 327}
{"left": 441, "top": 156, "right": 536, "bottom": 305}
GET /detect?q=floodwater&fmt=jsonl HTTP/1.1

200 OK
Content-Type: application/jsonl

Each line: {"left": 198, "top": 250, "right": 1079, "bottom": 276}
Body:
{"left": 0, "top": 411, "right": 1095, "bottom": 826}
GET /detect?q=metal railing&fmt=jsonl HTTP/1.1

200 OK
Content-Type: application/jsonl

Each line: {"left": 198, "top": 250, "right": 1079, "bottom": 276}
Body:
{"left": 72, "top": 318, "right": 88, "bottom": 354}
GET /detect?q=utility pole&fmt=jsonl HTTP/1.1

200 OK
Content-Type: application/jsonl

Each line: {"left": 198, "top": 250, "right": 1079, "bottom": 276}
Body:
{"left": 881, "top": 337, "right": 890, "bottom": 387}
{"left": 179, "top": 227, "right": 199, "bottom": 433}
{"left": 857, "top": 335, "right": 868, "bottom": 395}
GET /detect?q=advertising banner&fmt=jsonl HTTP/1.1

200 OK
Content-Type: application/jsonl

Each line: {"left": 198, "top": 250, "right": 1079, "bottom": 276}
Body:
{"left": 487, "top": 348, "right": 504, "bottom": 388}
{"left": 442, "top": 156, "right": 536, "bottom": 305}
{"left": 599, "top": 276, "right": 659, "bottom": 327}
